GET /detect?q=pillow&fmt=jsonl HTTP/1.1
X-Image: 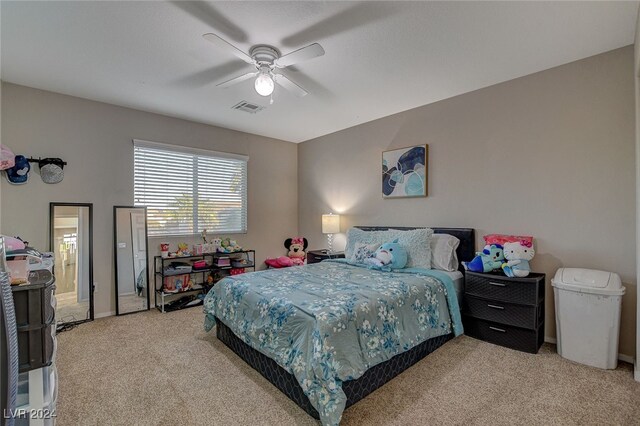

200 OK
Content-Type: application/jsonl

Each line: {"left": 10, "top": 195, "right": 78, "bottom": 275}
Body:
{"left": 430, "top": 234, "right": 460, "bottom": 272}
{"left": 484, "top": 234, "right": 533, "bottom": 246}
{"left": 350, "top": 242, "right": 379, "bottom": 264}
{"left": 345, "top": 227, "right": 433, "bottom": 269}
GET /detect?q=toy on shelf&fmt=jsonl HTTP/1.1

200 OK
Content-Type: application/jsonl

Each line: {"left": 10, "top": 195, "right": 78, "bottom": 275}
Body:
{"left": 160, "top": 242, "right": 170, "bottom": 258}
{"left": 163, "top": 274, "right": 191, "bottom": 293}
{"left": 211, "top": 238, "right": 222, "bottom": 253}
{"left": 364, "top": 240, "right": 408, "bottom": 272}
{"left": 502, "top": 241, "right": 535, "bottom": 278}
{"left": 199, "top": 230, "right": 214, "bottom": 253}
{"left": 265, "top": 237, "right": 308, "bottom": 268}
{"left": 462, "top": 244, "right": 505, "bottom": 273}
{"left": 217, "top": 238, "right": 242, "bottom": 253}
{"left": 176, "top": 243, "right": 191, "bottom": 257}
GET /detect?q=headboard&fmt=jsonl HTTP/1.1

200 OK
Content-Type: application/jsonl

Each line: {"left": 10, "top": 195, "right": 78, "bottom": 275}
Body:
{"left": 354, "top": 226, "right": 475, "bottom": 273}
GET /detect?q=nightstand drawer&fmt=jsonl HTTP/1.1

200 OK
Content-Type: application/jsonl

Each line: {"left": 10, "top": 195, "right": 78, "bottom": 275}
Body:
{"left": 463, "top": 316, "right": 544, "bottom": 354}
{"left": 464, "top": 296, "right": 543, "bottom": 329}
{"left": 465, "top": 272, "right": 544, "bottom": 305}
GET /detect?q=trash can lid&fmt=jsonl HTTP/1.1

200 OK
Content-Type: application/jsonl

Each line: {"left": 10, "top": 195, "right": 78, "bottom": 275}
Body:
{"left": 552, "top": 268, "right": 624, "bottom": 296}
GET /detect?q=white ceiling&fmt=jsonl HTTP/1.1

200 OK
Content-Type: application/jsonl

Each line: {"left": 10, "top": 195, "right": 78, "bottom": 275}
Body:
{"left": 1, "top": 1, "right": 638, "bottom": 143}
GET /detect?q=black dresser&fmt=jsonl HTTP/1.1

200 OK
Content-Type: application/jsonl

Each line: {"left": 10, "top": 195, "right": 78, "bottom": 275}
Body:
{"left": 462, "top": 271, "right": 545, "bottom": 354}
{"left": 11, "top": 269, "right": 56, "bottom": 372}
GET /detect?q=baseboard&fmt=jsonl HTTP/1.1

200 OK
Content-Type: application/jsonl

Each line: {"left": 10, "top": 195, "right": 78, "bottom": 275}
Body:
{"left": 94, "top": 311, "right": 115, "bottom": 319}
{"left": 544, "top": 336, "right": 634, "bottom": 364}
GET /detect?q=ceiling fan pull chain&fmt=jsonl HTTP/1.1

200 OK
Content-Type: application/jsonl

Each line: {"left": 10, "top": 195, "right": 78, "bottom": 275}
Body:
{"left": 270, "top": 90, "right": 274, "bottom": 105}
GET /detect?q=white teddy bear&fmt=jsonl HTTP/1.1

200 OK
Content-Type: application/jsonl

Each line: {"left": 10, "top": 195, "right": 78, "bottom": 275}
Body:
{"left": 501, "top": 241, "right": 535, "bottom": 278}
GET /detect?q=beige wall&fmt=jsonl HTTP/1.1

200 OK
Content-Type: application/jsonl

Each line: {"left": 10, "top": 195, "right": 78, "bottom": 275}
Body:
{"left": 299, "top": 46, "right": 637, "bottom": 357}
{"left": 634, "top": 10, "right": 640, "bottom": 380}
{"left": 0, "top": 83, "right": 298, "bottom": 317}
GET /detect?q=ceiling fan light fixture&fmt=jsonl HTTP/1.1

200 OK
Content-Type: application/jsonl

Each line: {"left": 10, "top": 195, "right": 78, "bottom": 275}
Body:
{"left": 254, "top": 71, "right": 274, "bottom": 97}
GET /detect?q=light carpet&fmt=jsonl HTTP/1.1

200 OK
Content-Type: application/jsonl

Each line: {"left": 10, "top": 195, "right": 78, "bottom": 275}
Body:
{"left": 56, "top": 308, "right": 640, "bottom": 425}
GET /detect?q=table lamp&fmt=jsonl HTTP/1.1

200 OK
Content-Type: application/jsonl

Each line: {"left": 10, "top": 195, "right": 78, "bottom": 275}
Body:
{"left": 322, "top": 213, "right": 341, "bottom": 253}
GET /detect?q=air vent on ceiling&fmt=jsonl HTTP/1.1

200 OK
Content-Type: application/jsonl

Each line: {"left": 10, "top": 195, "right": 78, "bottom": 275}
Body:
{"left": 232, "top": 101, "right": 265, "bottom": 114}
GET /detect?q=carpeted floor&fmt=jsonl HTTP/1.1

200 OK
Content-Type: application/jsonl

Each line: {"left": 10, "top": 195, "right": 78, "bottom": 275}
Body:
{"left": 56, "top": 308, "right": 640, "bottom": 425}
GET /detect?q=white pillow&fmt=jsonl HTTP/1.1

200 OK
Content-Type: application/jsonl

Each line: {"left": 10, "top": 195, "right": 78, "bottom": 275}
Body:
{"left": 345, "top": 227, "right": 433, "bottom": 269}
{"left": 430, "top": 234, "right": 460, "bottom": 272}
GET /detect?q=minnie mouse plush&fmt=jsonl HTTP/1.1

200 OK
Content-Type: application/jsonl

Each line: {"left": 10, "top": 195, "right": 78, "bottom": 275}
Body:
{"left": 265, "top": 237, "right": 309, "bottom": 268}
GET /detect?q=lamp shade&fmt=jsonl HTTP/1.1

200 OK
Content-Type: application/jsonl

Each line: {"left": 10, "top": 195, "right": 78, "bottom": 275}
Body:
{"left": 322, "top": 214, "right": 340, "bottom": 234}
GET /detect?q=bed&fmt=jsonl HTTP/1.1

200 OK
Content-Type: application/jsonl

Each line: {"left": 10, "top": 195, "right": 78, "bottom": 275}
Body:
{"left": 204, "top": 227, "right": 475, "bottom": 425}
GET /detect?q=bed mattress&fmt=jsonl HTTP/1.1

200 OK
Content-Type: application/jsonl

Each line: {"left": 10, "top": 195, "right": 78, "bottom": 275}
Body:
{"left": 443, "top": 270, "right": 464, "bottom": 304}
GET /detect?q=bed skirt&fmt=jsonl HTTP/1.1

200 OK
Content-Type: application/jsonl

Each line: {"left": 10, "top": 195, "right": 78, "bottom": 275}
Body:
{"left": 215, "top": 317, "right": 453, "bottom": 419}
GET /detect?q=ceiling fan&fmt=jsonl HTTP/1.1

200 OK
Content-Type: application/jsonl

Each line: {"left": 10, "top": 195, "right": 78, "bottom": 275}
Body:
{"left": 202, "top": 33, "right": 325, "bottom": 99}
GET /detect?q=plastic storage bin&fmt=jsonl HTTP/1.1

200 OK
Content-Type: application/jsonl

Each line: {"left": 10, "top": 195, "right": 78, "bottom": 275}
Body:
{"left": 552, "top": 268, "right": 625, "bottom": 369}
{"left": 11, "top": 269, "right": 56, "bottom": 372}
{"left": 15, "top": 365, "right": 58, "bottom": 426}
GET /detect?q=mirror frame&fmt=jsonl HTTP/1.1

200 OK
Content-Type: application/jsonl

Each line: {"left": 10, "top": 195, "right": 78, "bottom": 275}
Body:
{"left": 49, "top": 202, "right": 95, "bottom": 323}
{"left": 113, "top": 206, "right": 150, "bottom": 316}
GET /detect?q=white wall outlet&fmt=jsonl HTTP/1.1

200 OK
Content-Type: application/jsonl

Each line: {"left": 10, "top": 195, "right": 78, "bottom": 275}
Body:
{"left": 93, "top": 282, "right": 98, "bottom": 293}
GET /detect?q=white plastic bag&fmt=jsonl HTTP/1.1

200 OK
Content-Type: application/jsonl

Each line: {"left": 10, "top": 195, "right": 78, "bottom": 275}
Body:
{"left": 0, "top": 145, "right": 15, "bottom": 170}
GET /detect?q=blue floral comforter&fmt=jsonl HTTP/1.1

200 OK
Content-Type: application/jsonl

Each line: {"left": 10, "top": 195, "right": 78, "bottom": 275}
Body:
{"left": 203, "top": 260, "right": 463, "bottom": 425}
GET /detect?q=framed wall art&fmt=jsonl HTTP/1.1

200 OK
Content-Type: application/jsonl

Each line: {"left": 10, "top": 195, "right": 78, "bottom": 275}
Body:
{"left": 382, "top": 144, "right": 428, "bottom": 198}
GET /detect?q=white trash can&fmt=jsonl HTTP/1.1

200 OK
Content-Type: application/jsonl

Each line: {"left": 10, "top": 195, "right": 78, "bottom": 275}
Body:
{"left": 552, "top": 268, "right": 625, "bottom": 369}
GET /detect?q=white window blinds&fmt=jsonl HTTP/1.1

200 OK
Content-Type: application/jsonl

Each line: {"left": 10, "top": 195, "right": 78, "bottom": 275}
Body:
{"left": 133, "top": 140, "right": 248, "bottom": 237}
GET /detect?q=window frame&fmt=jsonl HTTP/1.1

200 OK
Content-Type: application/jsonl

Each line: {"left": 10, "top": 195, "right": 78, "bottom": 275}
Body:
{"left": 133, "top": 139, "right": 248, "bottom": 237}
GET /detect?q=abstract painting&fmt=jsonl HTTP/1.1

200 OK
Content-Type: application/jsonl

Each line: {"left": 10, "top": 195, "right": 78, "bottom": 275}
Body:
{"left": 382, "top": 145, "right": 428, "bottom": 198}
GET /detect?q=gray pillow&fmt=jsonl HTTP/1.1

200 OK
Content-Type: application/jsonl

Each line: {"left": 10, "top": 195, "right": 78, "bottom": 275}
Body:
{"left": 430, "top": 234, "right": 460, "bottom": 272}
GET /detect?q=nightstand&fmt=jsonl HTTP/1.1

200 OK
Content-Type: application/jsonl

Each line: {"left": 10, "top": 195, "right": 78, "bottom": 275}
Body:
{"left": 462, "top": 271, "right": 545, "bottom": 354}
{"left": 307, "top": 250, "right": 345, "bottom": 264}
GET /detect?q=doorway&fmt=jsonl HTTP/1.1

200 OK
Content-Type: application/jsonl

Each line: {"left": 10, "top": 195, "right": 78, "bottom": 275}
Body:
{"left": 50, "top": 203, "right": 93, "bottom": 326}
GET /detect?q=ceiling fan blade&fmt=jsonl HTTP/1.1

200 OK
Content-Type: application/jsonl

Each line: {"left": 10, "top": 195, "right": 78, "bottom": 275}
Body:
{"left": 274, "top": 74, "right": 308, "bottom": 97}
{"left": 216, "top": 72, "right": 257, "bottom": 88}
{"left": 173, "top": 2, "right": 248, "bottom": 43}
{"left": 274, "top": 43, "right": 325, "bottom": 68}
{"left": 203, "top": 33, "right": 254, "bottom": 64}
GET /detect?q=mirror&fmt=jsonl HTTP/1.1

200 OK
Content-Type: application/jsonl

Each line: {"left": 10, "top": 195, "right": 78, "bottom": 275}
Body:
{"left": 114, "top": 206, "right": 149, "bottom": 315}
{"left": 50, "top": 203, "right": 94, "bottom": 325}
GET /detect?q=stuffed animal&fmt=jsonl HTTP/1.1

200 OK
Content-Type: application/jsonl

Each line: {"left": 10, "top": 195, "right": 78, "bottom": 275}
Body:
{"left": 176, "top": 243, "right": 190, "bottom": 257}
{"left": 364, "top": 239, "right": 408, "bottom": 271}
{"left": 265, "top": 237, "right": 308, "bottom": 268}
{"left": 501, "top": 241, "right": 535, "bottom": 277}
{"left": 463, "top": 244, "right": 505, "bottom": 273}
{"left": 218, "top": 238, "right": 242, "bottom": 253}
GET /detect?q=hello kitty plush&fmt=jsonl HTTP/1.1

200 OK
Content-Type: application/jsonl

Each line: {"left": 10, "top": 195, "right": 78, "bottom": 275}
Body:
{"left": 212, "top": 238, "right": 222, "bottom": 252}
{"left": 501, "top": 241, "right": 535, "bottom": 277}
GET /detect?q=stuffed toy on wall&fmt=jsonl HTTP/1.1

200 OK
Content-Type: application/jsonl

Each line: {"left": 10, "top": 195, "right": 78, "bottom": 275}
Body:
{"left": 265, "top": 237, "right": 308, "bottom": 268}
{"left": 364, "top": 239, "right": 408, "bottom": 272}
{"left": 462, "top": 244, "right": 505, "bottom": 273}
{"left": 501, "top": 241, "right": 535, "bottom": 277}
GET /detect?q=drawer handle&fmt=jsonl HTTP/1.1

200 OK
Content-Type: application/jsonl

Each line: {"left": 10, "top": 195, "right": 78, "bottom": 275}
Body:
{"left": 489, "top": 326, "right": 506, "bottom": 333}
{"left": 487, "top": 304, "right": 505, "bottom": 310}
{"left": 488, "top": 282, "right": 506, "bottom": 287}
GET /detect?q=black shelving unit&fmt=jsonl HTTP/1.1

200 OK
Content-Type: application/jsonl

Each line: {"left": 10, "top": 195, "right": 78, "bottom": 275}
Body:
{"left": 154, "top": 250, "right": 255, "bottom": 313}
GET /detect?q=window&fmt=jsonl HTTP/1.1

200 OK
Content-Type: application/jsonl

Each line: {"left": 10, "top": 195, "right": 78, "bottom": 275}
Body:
{"left": 133, "top": 140, "right": 248, "bottom": 237}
